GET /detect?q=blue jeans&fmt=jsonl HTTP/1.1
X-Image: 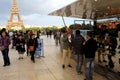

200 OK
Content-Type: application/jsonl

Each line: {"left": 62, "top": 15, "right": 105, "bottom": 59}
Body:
{"left": 76, "top": 54, "right": 84, "bottom": 73}
{"left": 1, "top": 48, "right": 10, "bottom": 65}
{"left": 85, "top": 58, "right": 94, "bottom": 80}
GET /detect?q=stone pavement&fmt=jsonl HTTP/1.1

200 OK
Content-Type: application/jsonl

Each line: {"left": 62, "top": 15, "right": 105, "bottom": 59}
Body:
{"left": 0, "top": 35, "right": 107, "bottom": 80}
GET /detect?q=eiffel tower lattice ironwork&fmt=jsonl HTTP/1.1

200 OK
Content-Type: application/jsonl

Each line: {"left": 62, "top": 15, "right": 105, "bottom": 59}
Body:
{"left": 6, "top": 0, "right": 25, "bottom": 30}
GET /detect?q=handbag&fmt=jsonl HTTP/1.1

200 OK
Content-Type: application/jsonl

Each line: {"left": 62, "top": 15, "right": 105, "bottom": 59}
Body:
{"left": 0, "top": 38, "right": 5, "bottom": 51}
{"left": 29, "top": 46, "right": 34, "bottom": 51}
{"left": 0, "top": 46, "right": 5, "bottom": 51}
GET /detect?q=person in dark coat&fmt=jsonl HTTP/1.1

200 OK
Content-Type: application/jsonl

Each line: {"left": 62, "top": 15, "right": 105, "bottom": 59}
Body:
{"left": 84, "top": 31, "right": 97, "bottom": 80}
{"left": 24, "top": 30, "right": 31, "bottom": 56}
{"left": 28, "top": 34, "right": 38, "bottom": 63}
{"left": 72, "top": 30, "right": 85, "bottom": 74}
{"left": 49, "top": 30, "right": 52, "bottom": 38}
{"left": 16, "top": 35, "right": 25, "bottom": 59}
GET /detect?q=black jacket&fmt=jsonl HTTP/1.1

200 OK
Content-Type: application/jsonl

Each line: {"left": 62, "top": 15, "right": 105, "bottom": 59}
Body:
{"left": 28, "top": 38, "right": 38, "bottom": 51}
{"left": 16, "top": 38, "right": 25, "bottom": 52}
{"left": 72, "top": 35, "right": 85, "bottom": 54}
{"left": 84, "top": 38, "right": 97, "bottom": 58}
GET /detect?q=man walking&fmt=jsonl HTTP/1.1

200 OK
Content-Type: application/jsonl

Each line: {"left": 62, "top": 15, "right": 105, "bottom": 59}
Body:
{"left": 61, "top": 28, "right": 73, "bottom": 69}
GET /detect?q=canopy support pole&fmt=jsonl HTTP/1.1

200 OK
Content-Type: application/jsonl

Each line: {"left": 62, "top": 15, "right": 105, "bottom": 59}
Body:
{"left": 61, "top": 12, "right": 67, "bottom": 27}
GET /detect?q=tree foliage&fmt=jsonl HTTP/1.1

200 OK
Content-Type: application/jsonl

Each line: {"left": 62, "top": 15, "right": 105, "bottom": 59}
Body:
{"left": 69, "top": 24, "right": 80, "bottom": 30}
{"left": 69, "top": 23, "right": 93, "bottom": 30}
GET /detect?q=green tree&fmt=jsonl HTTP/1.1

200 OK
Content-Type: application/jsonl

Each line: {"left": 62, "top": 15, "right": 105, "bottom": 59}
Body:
{"left": 69, "top": 24, "right": 81, "bottom": 30}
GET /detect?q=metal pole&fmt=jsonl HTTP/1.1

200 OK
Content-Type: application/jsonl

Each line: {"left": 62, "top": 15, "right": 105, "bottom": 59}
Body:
{"left": 61, "top": 12, "right": 67, "bottom": 27}
{"left": 62, "top": 16, "right": 66, "bottom": 27}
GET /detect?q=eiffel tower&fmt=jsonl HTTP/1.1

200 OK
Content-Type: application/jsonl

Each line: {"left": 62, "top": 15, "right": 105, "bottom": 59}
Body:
{"left": 6, "top": 0, "right": 25, "bottom": 31}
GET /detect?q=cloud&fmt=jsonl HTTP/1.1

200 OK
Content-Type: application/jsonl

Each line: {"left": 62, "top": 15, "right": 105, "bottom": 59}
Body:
{"left": 18, "top": 0, "right": 77, "bottom": 15}
{"left": 0, "top": 0, "right": 77, "bottom": 26}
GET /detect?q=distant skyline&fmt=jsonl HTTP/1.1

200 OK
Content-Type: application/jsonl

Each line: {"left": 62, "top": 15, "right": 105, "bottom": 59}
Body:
{"left": 0, "top": 0, "right": 88, "bottom": 26}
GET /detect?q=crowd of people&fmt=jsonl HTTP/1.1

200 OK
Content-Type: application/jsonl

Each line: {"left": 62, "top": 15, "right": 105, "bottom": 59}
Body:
{"left": 56, "top": 27, "right": 97, "bottom": 80}
{"left": 46, "top": 30, "right": 52, "bottom": 38}
{"left": 0, "top": 28, "right": 42, "bottom": 67}
{"left": 52, "top": 24, "right": 120, "bottom": 80}
{"left": 0, "top": 23, "right": 120, "bottom": 80}
{"left": 96, "top": 22, "right": 119, "bottom": 68}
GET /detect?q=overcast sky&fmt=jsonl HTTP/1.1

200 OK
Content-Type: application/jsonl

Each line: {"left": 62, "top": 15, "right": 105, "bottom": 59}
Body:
{"left": 0, "top": 0, "right": 80, "bottom": 26}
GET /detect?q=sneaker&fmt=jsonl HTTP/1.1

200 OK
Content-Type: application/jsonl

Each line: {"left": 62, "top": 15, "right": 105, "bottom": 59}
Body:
{"left": 3, "top": 65, "right": 7, "bottom": 67}
{"left": 62, "top": 65, "right": 65, "bottom": 69}
{"left": 68, "top": 64, "right": 72, "bottom": 68}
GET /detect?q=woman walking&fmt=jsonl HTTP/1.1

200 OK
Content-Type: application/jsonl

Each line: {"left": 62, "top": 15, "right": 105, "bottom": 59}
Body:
{"left": 0, "top": 31, "right": 11, "bottom": 67}
{"left": 16, "top": 35, "right": 25, "bottom": 59}
{"left": 28, "top": 34, "right": 38, "bottom": 63}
